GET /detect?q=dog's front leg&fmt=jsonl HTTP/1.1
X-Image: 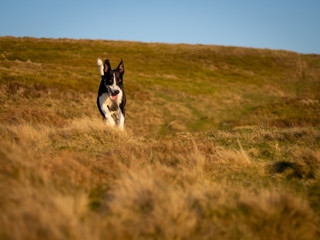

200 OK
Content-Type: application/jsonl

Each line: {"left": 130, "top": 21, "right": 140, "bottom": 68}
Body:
{"left": 118, "top": 110, "right": 125, "bottom": 130}
{"left": 100, "top": 103, "right": 116, "bottom": 126}
{"left": 105, "top": 113, "right": 116, "bottom": 126}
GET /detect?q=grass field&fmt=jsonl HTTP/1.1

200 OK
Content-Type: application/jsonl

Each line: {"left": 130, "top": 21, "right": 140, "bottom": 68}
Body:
{"left": 0, "top": 36, "right": 320, "bottom": 239}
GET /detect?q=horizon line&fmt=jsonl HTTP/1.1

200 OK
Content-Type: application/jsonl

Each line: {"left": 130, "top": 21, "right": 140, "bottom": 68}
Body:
{"left": 1, "top": 35, "right": 319, "bottom": 55}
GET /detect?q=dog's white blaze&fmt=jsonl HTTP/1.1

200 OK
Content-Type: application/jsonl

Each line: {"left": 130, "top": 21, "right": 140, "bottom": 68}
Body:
{"left": 111, "top": 73, "right": 118, "bottom": 91}
{"left": 113, "top": 73, "right": 116, "bottom": 87}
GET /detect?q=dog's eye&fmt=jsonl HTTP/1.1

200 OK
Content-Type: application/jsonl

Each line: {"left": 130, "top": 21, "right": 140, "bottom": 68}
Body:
{"left": 105, "top": 78, "right": 113, "bottom": 85}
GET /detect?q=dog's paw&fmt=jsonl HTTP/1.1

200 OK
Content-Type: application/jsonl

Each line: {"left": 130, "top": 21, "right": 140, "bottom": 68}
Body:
{"left": 97, "top": 58, "right": 103, "bottom": 66}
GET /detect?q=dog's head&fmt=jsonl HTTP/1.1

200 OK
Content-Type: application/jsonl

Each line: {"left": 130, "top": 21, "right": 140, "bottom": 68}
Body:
{"left": 103, "top": 59, "right": 125, "bottom": 100}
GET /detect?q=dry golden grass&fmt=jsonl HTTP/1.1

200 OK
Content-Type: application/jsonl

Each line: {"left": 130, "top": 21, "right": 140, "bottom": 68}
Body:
{"left": 1, "top": 37, "right": 320, "bottom": 239}
{"left": 1, "top": 121, "right": 319, "bottom": 239}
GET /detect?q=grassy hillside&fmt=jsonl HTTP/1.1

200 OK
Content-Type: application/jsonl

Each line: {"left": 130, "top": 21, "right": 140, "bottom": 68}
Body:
{"left": 0, "top": 36, "right": 320, "bottom": 239}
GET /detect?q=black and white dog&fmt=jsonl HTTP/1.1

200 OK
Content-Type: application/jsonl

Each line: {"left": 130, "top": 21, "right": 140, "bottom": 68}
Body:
{"left": 97, "top": 58, "right": 126, "bottom": 129}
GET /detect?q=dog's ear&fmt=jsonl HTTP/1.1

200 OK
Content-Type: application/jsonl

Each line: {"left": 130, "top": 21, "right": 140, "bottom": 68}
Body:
{"left": 104, "top": 59, "right": 111, "bottom": 73}
{"left": 117, "top": 59, "right": 125, "bottom": 75}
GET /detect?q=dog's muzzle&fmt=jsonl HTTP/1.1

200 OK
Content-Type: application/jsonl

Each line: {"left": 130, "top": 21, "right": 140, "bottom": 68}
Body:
{"left": 110, "top": 89, "right": 119, "bottom": 100}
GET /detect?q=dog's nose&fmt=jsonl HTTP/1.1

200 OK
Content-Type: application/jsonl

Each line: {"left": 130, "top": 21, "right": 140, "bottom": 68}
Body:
{"left": 114, "top": 90, "right": 119, "bottom": 95}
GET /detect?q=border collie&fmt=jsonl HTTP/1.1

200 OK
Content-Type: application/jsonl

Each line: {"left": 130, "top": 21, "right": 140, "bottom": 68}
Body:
{"left": 97, "top": 58, "right": 126, "bottom": 129}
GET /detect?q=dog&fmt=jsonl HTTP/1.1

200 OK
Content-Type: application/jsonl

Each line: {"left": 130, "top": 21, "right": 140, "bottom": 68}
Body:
{"left": 96, "top": 58, "right": 126, "bottom": 129}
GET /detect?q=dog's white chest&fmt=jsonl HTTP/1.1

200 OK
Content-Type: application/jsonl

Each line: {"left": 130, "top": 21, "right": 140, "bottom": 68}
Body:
{"left": 99, "top": 93, "right": 118, "bottom": 112}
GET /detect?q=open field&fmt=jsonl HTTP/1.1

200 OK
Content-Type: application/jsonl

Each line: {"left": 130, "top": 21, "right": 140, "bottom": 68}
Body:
{"left": 1, "top": 37, "right": 320, "bottom": 239}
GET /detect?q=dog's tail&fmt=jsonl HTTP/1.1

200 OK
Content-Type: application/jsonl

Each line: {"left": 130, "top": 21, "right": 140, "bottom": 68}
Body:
{"left": 97, "top": 58, "right": 104, "bottom": 76}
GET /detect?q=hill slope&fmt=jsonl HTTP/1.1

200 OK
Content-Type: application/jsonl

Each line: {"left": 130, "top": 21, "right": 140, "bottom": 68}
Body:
{"left": 0, "top": 37, "right": 320, "bottom": 239}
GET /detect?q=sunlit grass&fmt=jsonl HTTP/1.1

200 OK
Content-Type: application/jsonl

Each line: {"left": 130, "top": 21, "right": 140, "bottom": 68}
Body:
{"left": 0, "top": 36, "right": 320, "bottom": 239}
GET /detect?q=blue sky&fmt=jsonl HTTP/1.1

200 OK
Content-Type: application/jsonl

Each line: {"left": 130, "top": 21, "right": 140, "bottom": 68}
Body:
{"left": 1, "top": 0, "right": 320, "bottom": 54}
